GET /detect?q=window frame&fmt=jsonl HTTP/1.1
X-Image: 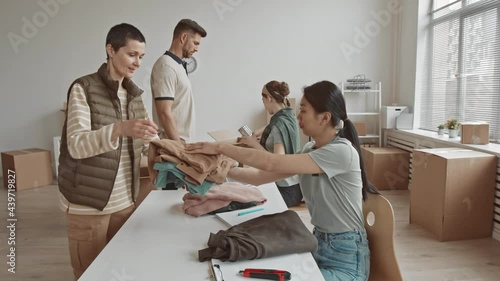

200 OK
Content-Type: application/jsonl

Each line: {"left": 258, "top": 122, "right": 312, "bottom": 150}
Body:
{"left": 419, "top": 0, "right": 500, "bottom": 142}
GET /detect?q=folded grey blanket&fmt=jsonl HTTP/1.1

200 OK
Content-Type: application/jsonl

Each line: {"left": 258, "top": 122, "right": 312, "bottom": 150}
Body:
{"left": 198, "top": 210, "right": 317, "bottom": 262}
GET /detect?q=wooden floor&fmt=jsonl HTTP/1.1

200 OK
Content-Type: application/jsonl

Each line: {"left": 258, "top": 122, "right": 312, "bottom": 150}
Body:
{"left": 1, "top": 184, "right": 500, "bottom": 281}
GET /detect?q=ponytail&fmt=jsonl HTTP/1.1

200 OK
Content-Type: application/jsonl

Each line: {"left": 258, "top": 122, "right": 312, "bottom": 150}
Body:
{"left": 339, "top": 118, "right": 379, "bottom": 200}
{"left": 303, "top": 80, "right": 379, "bottom": 201}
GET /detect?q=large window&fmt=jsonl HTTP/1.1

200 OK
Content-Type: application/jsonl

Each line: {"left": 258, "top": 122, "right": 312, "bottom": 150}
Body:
{"left": 420, "top": 0, "right": 500, "bottom": 142}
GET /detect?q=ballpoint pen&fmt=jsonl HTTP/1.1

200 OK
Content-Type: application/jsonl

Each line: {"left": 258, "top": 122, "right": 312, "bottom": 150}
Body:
{"left": 238, "top": 268, "right": 291, "bottom": 281}
{"left": 237, "top": 207, "right": 264, "bottom": 216}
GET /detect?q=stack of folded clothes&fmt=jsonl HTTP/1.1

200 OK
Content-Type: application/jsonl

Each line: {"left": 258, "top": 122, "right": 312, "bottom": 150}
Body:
{"left": 182, "top": 182, "right": 267, "bottom": 217}
{"left": 149, "top": 139, "right": 235, "bottom": 195}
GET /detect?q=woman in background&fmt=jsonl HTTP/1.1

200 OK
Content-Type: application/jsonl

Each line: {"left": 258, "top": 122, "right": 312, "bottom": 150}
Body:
{"left": 187, "top": 80, "right": 378, "bottom": 280}
{"left": 238, "top": 80, "right": 302, "bottom": 207}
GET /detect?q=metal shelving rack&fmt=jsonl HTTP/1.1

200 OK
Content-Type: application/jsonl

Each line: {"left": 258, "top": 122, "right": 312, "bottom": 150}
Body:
{"left": 340, "top": 81, "right": 382, "bottom": 146}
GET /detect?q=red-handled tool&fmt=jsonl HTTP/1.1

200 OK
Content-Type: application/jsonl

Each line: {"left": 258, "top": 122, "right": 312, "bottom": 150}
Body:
{"left": 238, "top": 268, "right": 291, "bottom": 281}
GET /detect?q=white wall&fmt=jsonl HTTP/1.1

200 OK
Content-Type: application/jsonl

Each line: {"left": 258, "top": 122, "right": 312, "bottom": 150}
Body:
{"left": 0, "top": 0, "right": 405, "bottom": 175}
{"left": 398, "top": 0, "right": 418, "bottom": 109}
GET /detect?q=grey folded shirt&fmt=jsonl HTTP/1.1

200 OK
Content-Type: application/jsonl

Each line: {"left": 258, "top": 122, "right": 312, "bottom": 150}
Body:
{"left": 198, "top": 210, "right": 317, "bottom": 262}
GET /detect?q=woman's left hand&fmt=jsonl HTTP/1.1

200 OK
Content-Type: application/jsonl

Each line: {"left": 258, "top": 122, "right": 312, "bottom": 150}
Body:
{"left": 238, "top": 135, "right": 260, "bottom": 148}
{"left": 185, "top": 142, "right": 219, "bottom": 155}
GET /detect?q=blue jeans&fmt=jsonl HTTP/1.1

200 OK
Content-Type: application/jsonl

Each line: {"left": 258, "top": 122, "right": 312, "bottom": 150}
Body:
{"left": 312, "top": 229, "right": 370, "bottom": 281}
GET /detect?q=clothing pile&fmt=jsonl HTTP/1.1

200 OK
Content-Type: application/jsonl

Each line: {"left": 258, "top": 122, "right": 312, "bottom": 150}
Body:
{"left": 198, "top": 210, "right": 317, "bottom": 262}
{"left": 182, "top": 182, "right": 267, "bottom": 217}
{"left": 149, "top": 139, "right": 236, "bottom": 195}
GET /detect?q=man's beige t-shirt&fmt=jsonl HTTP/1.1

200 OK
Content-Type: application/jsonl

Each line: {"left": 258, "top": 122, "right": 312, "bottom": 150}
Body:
{"left": 151, "top": 52, "right": 195, "bottom": 142}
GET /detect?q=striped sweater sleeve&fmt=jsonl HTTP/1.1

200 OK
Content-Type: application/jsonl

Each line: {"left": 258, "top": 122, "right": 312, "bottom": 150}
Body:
{"left": 66, "top": 83, "right": 119, "bottom": 159}
{"left": 142, "top": 110, "right": 160, "bottom": 154}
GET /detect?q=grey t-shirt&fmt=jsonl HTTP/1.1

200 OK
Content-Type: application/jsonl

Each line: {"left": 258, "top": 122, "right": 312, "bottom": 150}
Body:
{"left": 299, "top": 137, "right": 364, "bottom": 233}
{"left": 265, "top": 126, "right": 299, "bottom": 187}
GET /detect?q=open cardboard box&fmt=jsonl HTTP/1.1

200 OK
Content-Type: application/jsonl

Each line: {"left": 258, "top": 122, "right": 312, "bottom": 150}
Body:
{"left": 207, "top": 130, "right": 241, "bottom": 145}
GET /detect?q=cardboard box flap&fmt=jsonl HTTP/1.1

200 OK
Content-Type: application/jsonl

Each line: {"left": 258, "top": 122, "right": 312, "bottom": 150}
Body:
{"left": 3, "top": 148, "right": 44, "bottom": 156}
{"left": 364, "top": 147, "right": 408, "bottom": 155}
{"left": 414, "top": 148, "right": 493, "bottom": 160}
{"left": 461, "top": 121, "right": 489, "bottom": 125}
{"left": 207, "top": 130, "right": 240, "bottom": 144}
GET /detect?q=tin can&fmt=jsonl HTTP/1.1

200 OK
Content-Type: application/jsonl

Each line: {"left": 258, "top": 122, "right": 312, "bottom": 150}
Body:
{"left": 238, "top": 125, "right": 252, "bottom": 136}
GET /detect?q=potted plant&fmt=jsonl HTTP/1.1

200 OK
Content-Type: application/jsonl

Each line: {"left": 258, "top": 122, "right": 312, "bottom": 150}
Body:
{"left": 437, "top": 124, "right": 445, "bottom": 136}
{"left": 445, "top": 118, "right": 460, "bottom": 138}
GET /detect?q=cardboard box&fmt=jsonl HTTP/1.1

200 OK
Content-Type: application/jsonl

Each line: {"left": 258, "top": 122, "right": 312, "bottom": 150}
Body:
{"left": 361, "top": 147, "right": 409, "bottom": 190}
{"left": 207, "top": 130, "right": 241, "bottom": 145}
{"left": 353, "top": 121, "right": 367, "bottom": 136}
{"left": 461, "top": 122, "right": 489, "bottom": 144}
{"left": 410, "top": 148, "right": 496, "bottom": 241}
{"left": 360, "top": 142, "right": 378, "bottom": 148}
{"left": 1, "top": 148, "right": 53, "bottom": 191}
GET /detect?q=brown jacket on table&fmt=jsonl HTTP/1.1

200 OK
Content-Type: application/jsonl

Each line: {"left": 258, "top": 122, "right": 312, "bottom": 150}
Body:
{"left": 148, "top": 139, "right": 236, "bottom": 186}
{"left": 198, "top": 210, "right": 318, "bottom": 262}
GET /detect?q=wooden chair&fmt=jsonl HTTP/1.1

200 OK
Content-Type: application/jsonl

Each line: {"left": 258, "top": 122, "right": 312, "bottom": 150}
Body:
{"left": 362, "top": 193, "right": 403, "bottom": 281}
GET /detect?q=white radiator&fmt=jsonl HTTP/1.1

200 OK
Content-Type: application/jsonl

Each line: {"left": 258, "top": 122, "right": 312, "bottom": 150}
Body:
{"left": 384, "top": 129, "right": 500, "bottom": 242}
{"left": 384, "top": 130, "right": 447, "bottom": 186}
{"left": 385, "top": 132, "right": 415, "bottom": 185}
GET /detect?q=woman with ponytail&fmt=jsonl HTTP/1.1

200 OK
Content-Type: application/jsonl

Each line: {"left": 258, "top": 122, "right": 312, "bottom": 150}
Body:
{"left": 187, "top": 80, "right": 377, "bottom": 281}
{"left": 237, "top": 80, "right": 302, "bottom": 207}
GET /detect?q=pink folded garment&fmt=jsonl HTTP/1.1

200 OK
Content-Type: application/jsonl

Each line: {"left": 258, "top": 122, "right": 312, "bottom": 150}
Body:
{"left": 182, "top": 182, "right": 267, "bottom": 217}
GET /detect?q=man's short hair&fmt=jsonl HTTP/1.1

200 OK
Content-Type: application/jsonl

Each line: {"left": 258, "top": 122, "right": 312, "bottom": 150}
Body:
{"left": 106, "top": 23, "right": 145, "bottom": 57}
{"left": 173, "top": 19, "right": 207, "bottom": 38}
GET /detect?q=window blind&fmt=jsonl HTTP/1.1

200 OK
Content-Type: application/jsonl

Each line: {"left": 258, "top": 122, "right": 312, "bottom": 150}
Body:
{"left": 419, "top": 0, "right": 500, "bottom": 142}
